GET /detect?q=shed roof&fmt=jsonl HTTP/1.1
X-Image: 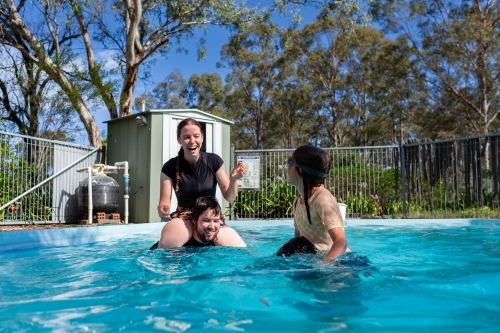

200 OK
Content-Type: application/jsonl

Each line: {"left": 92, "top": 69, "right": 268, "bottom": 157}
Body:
{"left": 104, "top": 109, "right": 233, "bottom": 125}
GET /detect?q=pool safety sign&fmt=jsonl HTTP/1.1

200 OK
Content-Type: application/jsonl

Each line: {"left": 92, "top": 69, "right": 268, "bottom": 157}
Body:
{"left": 237, "top": 156, "right": 260, "bottom": 189}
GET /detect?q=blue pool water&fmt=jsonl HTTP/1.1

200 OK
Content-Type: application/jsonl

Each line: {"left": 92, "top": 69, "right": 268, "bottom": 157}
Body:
{"left": 1, "top": 220, "right": 499, "bottom": 332}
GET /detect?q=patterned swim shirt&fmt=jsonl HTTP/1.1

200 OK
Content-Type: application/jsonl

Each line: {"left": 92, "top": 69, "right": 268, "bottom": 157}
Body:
{"left": 293, "top": 187, "right": 344, "bottom": 251}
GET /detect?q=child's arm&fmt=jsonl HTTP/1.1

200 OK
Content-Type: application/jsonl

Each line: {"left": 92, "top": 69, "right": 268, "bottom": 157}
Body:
{"left": 323, "top": 227, "right": 347, "bottom": 262}
{"left": 293, "top": 197, "right": 300, "bottom": 237}
{"left": 294, "top": 219, "right": 300, "bottom": 237}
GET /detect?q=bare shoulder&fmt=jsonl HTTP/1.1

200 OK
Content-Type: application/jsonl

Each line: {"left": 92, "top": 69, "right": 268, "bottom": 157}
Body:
{"left": 215, "top": 226, "right": 247, "bottom": 247}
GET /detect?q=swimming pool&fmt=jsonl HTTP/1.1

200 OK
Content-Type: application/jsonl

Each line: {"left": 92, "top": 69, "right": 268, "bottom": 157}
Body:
{"left": 0, "top": 219, "right": 499, "bottom": 332}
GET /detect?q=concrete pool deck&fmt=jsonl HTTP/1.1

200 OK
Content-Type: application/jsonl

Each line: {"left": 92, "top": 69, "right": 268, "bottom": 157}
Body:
{"left": 1, "top": 219, "right": 500, "bottom": 252}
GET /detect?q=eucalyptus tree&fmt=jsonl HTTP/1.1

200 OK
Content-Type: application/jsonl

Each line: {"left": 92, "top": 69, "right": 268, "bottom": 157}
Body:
{"left": 0, "top": 24, "right": 91, "bottom": 142}
{"left": 153, "top": 69, "right": 188, "bottom": 109}
{"left": 282, "top": 2, "right": 429, "bottom": 147}
{"left": 135, "top": 69, "right": 189, "bottom": 109}
{"left": 0, "top": 0, "right": 102, "bottom": 146}
{"left": 186, "top": 72, "right": 227, "bottom": 117}
{"left": 284, "top": 8, "right": 381, "bottom": 147}
{"left": 0, "top": 0, "right": 261, "bottom": 147}
{"left": 358, "top": 35, "right": 428, "bottom": 144}
{"left": 0, "top": 45, "right": 81, "bottom": 169}
{"left": 221, "top": 21, "right": 287, "bottom": 149}
{"left": 0, "top": 73, "right": 80, "bottom": 141}
{"left": 0, "top": 46, "right": 61, "bottom": 137}
{"left": 136, "top": 70, "right": 229, "bottom": 113}
{"left": 371, "top": 0, "right": 500, "bottom": 137}
{"left": 93, "top": 0, "right": 259, "bottom": 118}
{"left": 266, "top": 69, "right": 317, "bottom": 149}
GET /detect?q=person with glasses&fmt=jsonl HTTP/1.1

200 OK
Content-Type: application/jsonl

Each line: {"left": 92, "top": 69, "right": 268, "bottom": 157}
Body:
{"left": 276, "top": 145, "right": 348, "bottom": 262}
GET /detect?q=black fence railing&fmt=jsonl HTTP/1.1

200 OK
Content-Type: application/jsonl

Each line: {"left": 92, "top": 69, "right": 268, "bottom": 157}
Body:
{"left": 232, "top": 134, "right": 500, "bottom": 219}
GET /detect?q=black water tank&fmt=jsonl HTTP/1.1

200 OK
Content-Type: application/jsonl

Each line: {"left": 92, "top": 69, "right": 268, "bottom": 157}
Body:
{"left": 78, "top": 174, "right": 120, "bottom": 213}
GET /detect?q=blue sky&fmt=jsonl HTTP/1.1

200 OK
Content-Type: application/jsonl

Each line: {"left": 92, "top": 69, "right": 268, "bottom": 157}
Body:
{"left": 90, "top": 26, "right": 232, "bottom": 139}
{"left": 90, "top": 4, "right": 320, "bottom": 141}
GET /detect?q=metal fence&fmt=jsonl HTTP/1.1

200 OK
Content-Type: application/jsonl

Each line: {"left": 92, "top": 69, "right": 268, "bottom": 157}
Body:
{"left": 231, "top": 145, "right": 400, "bottom": 219}
{"left": 231, "top": 134, "right": 500, "bottom": 219}
{"left": 0, "top": 131, "right": 100, "bottom": 224}
{"left": 402, "top": 134, "right": 500, "bottom": 219}
{"left": 2, "top": 130, "right": 500, "bottom": 224}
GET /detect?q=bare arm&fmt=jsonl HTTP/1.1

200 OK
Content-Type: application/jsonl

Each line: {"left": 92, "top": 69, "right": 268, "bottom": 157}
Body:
{"left": 156, "top": 171, "right": 192, "bottom": 248}
{"left": 157, "top": 172, "right": 173, "bottom": 220}
{"left": 294, "top": 218, "right": 300, "bottom": 237}
{"left": 214, "top": 227, "right": 247, "bottom": 247}
{"left": 215, "top": 162, "right": 246, "bottom": 203}
{"left": 323, "top": 227, "right": 347, "bottom": 262}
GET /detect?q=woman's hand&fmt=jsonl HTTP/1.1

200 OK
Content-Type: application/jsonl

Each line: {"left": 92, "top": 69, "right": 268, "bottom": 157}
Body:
{"left": 230, "top": 161, "right": 246, "bottom": 180}
{"left": 158, "top": 172, "right": 173, "bottom": 221}
{"left": 216, "top": 162, "right": 246, "bottom": 204}
{"left": 158, "top": 204, "right": 171, "bottom": 221}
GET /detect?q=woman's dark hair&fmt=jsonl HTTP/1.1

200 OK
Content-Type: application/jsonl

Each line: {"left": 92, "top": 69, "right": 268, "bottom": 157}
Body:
{"left": 292, "top": 145, "right": 331, "bottom": 224}
{"left": 174, "top": 118, "right": 204, "bottom": 191}
{"left": 191, "top": 196, "right": 222, "bottom": 222}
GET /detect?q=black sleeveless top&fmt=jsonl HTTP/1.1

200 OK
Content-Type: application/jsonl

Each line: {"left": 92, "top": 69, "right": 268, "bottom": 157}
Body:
{"left": 161, "top": 151, "right": 224, "bottom": 208}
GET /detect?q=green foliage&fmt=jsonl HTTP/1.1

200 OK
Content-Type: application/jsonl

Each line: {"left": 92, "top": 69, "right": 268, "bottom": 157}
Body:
{"left": 0, "top": 139, "right": 53, "bottom": 222}
{"left": 233, "top": 191, "right": 256, "bottom": 217}
{"left": 344, "top": 191, "right": 377, "bottom": 217}
{"left": 372, "top": 0, "right": 500, "bottom": 137}
{"left": 331, "top": 151, "right": 367, "bottom": 168}
{"left": 385, "top": 200, "right": 422, "bottom": 217}
{"left": 234, "top": 178, "right": 297, "bottom": 219}
{"left": 222, "top": 21, "right": 286, "bottom": 149}
{"left": 330, "top": 164, "right": 400, "bottom": 217}
{"left": 260, "top": 178, "right": 298, "bottom": 217}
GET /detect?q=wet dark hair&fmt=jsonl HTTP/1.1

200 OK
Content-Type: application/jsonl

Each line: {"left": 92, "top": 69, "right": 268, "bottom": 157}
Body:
{"left": 191, "top": 196, "right": 222, "bottom": 222}
{"left": 174, "top": 118, "right": 204, "bottom": 191}
{"left": 291, "top": 145, "right": 331, "bottom": 224}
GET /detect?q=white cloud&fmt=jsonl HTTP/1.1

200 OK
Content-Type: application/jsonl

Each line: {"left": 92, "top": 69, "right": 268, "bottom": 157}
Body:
{"left": 97, "top": 50, "right": 120, "bottom": 71}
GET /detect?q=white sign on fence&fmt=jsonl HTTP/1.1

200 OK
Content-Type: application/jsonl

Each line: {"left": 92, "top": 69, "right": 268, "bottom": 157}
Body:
{"left": 237, "top": 156, "right": 260, "bottom": 189}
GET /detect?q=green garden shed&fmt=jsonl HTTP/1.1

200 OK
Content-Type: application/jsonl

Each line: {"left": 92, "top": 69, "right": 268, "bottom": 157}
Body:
{"left": 105, "top": 109, "right": 233, "bottom": 223}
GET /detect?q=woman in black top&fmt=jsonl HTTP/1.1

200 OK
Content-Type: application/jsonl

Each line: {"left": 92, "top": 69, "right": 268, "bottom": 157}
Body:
{"left": 156, "top": 118, "right": 246, "bottom": 248}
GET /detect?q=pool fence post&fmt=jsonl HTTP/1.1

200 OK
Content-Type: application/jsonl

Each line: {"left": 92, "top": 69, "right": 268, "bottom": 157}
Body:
{"left": 400, "top": 141, "right": 407, "bottom": 219}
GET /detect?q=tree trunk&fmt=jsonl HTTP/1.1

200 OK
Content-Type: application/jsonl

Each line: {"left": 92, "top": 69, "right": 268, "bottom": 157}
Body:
{"left": 5, "top": 0, "right": 101, "bottom": 147}
{"left": 70, "top": 0, "right": 119, "bottom": 120}
{"left": 120, "top": 63, "right": 140, "bottom": 117}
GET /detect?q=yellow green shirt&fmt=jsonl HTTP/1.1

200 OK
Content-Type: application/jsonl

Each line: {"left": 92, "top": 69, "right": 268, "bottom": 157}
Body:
{"left": 293, "top": 187, "right": 344, "bottom": 251}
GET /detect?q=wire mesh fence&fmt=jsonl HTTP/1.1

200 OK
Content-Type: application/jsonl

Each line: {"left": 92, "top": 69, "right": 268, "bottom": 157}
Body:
{"left": 0, "top": 131, "right": 100, "bottom": 224}
{"left": 232, "top": 146, "right": 400, "bottom": 219}
{"left": 232, "top": 135, "right": 500, "bottom": 220}
{"left": 2, "top": 130, "right": 500, "bottom": 223}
